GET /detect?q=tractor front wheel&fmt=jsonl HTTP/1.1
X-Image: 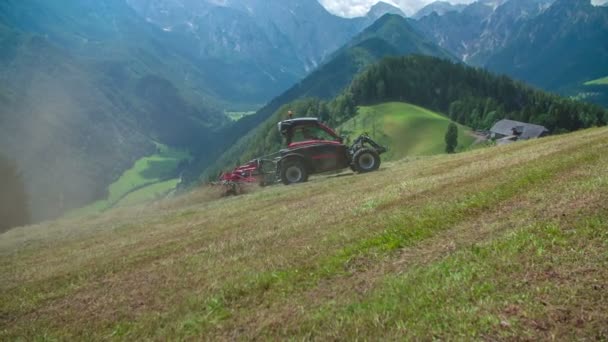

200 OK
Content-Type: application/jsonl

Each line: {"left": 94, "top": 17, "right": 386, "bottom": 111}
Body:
{"left": 352, "top": 148, "right": 381, "bottom": 173}
{"left": 280, "top": 160, "right": 308, "bottom": 185}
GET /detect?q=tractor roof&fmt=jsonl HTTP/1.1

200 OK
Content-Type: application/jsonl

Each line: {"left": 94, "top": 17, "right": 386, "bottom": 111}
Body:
{"left": 277, "top": 117, "right": 320, "bottom": 134}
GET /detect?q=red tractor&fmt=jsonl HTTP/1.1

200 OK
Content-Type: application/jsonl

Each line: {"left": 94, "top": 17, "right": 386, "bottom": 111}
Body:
{"left": 217, "top": 117, "right": 386, "bottom": 190}
{"left": 276, "top": 117, "right": 386, "bottom": 184}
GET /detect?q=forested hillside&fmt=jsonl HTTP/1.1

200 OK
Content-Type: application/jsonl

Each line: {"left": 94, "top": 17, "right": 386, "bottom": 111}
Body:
{"left": 0, "top": 0, "right": 227, "bottom": 221}
{"left": 350, "top": 56, "right": 608, "bottom": 132}
{"left": 203, "top": 55, "right": 608, "bottom": 179}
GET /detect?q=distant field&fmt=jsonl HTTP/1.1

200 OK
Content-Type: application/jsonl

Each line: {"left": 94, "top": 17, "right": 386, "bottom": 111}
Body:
{"left": 70, "top": 144, "right": 190, "bottom": 215}
{"left": 225, "top": 111, "right": 256, "bottom": 121}
{"left": 2, "top": 127, "right": 607, "bottom": 340}
{"left": 584, "top": 76, "right": 608, "bottom": 86}
{"left": 339, "top": 102, "right": 475, "bottom": 160}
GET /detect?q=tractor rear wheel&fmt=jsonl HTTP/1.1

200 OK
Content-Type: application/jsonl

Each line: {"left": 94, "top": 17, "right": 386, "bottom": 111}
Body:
{"left": 352, "top": 148, "right": 380, "bottom": 173}
{"left": 280, "top": 159, "right": 308, "bottom": 185}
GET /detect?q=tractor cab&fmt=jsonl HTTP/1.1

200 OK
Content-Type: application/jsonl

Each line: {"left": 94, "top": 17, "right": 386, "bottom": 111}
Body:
{"left": 276, "top": 117, "right": 351, "bottom": 183}
{"left": 278, "top": 118, "right": 343, "bottom": 148}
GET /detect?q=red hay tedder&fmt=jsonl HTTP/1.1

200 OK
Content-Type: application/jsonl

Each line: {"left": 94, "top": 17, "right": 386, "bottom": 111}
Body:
{"left": 216, "top": 116, "right": 387, "bottom": 195}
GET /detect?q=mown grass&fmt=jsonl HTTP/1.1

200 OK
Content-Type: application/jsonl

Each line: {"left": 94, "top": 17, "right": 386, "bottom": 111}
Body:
{"left": 115, "top": 178, "right": 180, "bottom": 207}
{"left": 304, "top": 216, "right": 607, "bottom": 340}
{"left": 1, "top": 127, "right": 607, "bottom": 340}
{"left": 69, "top": 144, "right": 189, "bottom": 215}
{"left": 339, "top": 102, "right": 475, "bottom": 160}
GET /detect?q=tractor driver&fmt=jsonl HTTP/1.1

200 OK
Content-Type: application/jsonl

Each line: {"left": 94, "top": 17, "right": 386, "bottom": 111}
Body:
{"left": 302, "top": 127, "right": 320, "bottom": 141}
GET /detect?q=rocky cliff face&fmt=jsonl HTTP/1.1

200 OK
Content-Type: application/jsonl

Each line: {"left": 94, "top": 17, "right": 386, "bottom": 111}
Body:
{"left": 413, "top": 0, "right": 554, "bottom": 64}
{"left": 126, "top": 0, "right": 367, "bottom": 104}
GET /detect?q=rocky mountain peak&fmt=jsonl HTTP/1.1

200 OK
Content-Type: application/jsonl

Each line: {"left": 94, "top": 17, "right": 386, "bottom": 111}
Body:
{"left": 413, "top": 1, "right": 466, "bottom": 19}
{"left": 366, "top": 1, "right": 406, "bottom": 21}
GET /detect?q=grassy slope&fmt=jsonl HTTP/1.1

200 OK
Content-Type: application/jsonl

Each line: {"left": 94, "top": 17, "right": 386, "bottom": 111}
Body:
{"left": 70, "top": 144, "right": 190, "bottom": 215}
{"left": 585, "top": 76, "right": 608, "bottom": 86}
{"left": 340, "top": 102, "right": 475, "bottom": 160}
{"left": 1, "top": 128, "right": 608, "bottom": 340}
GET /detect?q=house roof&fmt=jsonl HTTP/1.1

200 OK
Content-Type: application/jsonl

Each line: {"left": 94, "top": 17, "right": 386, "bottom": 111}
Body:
{"left": 490, "top": 119, "right": 549, "bottom": 139}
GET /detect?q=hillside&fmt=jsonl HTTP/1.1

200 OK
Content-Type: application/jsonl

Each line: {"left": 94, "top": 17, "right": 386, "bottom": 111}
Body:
{"left": 0, "top": 0, "right": 228, "bottom": 221}
{"left": 338, "top": 102, "right": 475, "bottom": 159}
{"left": 348, "top": 56, "right": 608, "bottom": 132}
{"left": 203, "top": 100, "right": 474, "bottom": 179}
{"left": 204, "top": 55, "right": 608, "bottom": 180}
{"left": 2, "top": 127, "right": 607, "bottom": 339}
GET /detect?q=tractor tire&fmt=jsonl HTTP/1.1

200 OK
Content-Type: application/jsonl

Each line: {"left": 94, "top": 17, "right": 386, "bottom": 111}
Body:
{"left": 352, "top": 148, "right": 381, "bottom": 173}
{"left": 280, "top": 159, "right": 308, "bottom": 185}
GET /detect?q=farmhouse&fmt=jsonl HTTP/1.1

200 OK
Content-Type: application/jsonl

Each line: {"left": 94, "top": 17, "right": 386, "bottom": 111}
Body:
{"left": 490, "top": 119, "right": 549, "bottom": 144}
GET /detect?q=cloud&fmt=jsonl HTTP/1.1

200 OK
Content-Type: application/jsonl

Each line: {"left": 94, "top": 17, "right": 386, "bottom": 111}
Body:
{"left": 318, "top": 0, "right": 385, "bottom": 17}
{"left": 319, "top": 0, "right": 479, "bottom": 17}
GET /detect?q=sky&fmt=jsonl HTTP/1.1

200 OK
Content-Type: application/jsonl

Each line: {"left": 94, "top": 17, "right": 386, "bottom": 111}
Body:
{"left": 318, "top": 0, "right": 476, "bottom": 17}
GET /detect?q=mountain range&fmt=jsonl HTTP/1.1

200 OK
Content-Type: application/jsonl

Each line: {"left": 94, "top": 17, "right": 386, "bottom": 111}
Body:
{"left": 412, "top": 1, "right": 467, "bottom": 19}
{"left": 413, "top": 0, "right": 608, "bottom": 100}
{"left": 126, "top": 0, "right": 408, "bottom": 109}
{"left": 486, "top": 0, "right": 608, "bottom": 92}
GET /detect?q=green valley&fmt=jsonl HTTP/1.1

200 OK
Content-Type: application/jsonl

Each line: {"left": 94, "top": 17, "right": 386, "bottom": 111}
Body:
{"left": 70, "top": 144, "right": 190, "bottom": 216}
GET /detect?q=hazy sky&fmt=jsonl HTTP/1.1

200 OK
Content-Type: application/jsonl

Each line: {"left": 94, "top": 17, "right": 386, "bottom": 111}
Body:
{"left": 318, "top": 0, "right": 476, "bottom": 17}
{"left": 319, "top": 0, "right": 608, "bottom": 17}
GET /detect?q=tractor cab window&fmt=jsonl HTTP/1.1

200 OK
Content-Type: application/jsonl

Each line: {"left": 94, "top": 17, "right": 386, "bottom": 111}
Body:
{"left": 290, "top": 125, "right": 337, "bottom": 143}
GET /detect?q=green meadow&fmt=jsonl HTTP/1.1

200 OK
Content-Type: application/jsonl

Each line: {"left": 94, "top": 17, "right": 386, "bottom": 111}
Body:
{"left": 584, "top": 76, "right": 608, "bottom": 86}
{"left": 340, "top": 102, "right": 475, "bottom": 160}
{"left": 69, "top": 144, "right": 190, "bottom": 215}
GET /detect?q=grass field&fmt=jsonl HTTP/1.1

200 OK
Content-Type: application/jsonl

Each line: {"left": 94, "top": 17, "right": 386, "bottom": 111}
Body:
{"left": 225, "top": 111, "right": 256, "bottom": 121}
{"left": 2, "top": 127, "right": 608, "bottom": 340}
{"left": 339, "top": 102, "right": 475, "bottom": 160}
{"left": 584, "top": 76, "right": 608, "bottom": 86}
{"left": 70, "top": 144, "right": 190, "bottom": 215}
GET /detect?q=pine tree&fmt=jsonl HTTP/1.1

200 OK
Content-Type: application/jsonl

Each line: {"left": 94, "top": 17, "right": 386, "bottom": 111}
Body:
{"left": 0, "top": 154, "right": 29, "bottom": 232}
{"left": 445, "top": 122, "right": 458, "bottom": 154}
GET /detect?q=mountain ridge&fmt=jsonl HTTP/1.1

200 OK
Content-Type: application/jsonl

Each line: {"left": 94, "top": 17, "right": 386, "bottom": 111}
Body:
{"left": 485, "top": 0, "right": 608, "bottom": 95}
